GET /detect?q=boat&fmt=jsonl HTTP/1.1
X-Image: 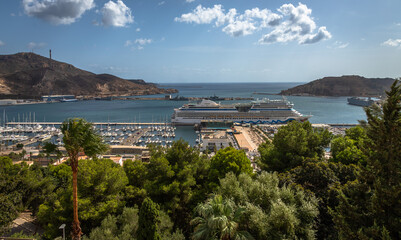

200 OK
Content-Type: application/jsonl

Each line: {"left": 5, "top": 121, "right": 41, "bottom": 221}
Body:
{"left": 171, "top": 98, "right": 310, "bottom": 125}
{"left": 207, "top": 94, "right": 225, "bottom": 101}
{"left": 60, "top": 98, "right": 78, "bottom": 102}
{"left": 347, "top": 97, "right": 375, "bottom": 107}
{"left": 171, "top": 95, "right": 189, "bottom": 101}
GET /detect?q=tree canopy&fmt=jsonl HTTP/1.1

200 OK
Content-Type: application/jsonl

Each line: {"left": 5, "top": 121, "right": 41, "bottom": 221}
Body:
{"left": 208, "top": 147, "right": 253, "bottom": 189}
{"left": 332, "top": 80, "right": 401, "bottom": 239}
{"left": 259, "top": 121, "right": 332, "bottom": 172}
{"left": 205, "top": 172, "right": 319, "bottom": 240}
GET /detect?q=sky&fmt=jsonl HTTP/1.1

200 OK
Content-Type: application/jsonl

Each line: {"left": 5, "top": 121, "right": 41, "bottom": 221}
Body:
{"left": 0, "top": 0, "right": 400, "bottom": 83}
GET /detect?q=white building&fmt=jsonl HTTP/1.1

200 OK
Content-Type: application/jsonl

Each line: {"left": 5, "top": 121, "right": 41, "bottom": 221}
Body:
{"left": 200, "top": 130, "right": 231, "bottom": 151}
{"left": 0, "top": 99, "right": 17, "bottom": 105}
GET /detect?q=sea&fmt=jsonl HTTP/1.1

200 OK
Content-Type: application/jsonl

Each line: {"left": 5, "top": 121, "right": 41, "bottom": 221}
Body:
{"left": 0, "top": 82, "right": 367, "bottom": 145}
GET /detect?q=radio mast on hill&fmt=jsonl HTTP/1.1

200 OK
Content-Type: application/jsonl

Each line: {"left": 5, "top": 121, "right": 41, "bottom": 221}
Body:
{"left": 49, "top": 49, "right": 52, "bottom": 69}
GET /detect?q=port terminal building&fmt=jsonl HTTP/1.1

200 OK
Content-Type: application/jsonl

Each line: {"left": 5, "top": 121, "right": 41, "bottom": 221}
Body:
{"left": 41, "top": 95, "right": 75, "bottom": 102}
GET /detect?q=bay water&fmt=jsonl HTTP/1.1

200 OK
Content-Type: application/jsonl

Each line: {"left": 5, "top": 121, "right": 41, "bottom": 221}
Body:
{"left": 0, "top": 82, "right": 367, "bottom": 144}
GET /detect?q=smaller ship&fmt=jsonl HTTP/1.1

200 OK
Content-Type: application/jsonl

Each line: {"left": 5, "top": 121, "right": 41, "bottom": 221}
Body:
{"left": 60, "top": 98, "right": 78, "bottom": 102}
{"left": 207, "top": 94, "right": 225, "bottom": 101}
{"left": 347, "top": 97, "right": 375, "bottom": 107}
{"left": 171, "top": 95, "right": 189, "bottom": 101}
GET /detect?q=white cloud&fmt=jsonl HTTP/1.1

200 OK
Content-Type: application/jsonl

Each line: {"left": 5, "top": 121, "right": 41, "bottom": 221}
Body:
{"left": 332, "top": 41, "right": 349, "bottom": 49}
{"left": 125, "top": 38, "right": 152, "bottom": 50}
{"left": 135, "top": 38, "right": 152, "bottom": 45}
{"left": 27, "top": 42, "right": 46, "bottom": 50}
{"left": 158, "top": 1, "right": 165, "bottom": 6}
{"left": 258, "top": 3, "right": 331, "bottom": 44}
{"left": 124, "top": 40, "right": 132, "bottom": 47}
{"left": 222, "top": 21, "right": 257, "bottom": 37}
{"left": 174, "top": 5, "right": 229, "bottom": 26}
{"left": 176, "top": 3, "right": 331, "bottom": 44}
{"left": 382, "top": 38, "right": 401, "bottom": 47}
{"left": 186, "top": 0, "right": 195, "bottom": 2}
{"left": 22, "top": 0, "right": 94, "bottom": 25}
{"left": 0, "top": 41, "right": 5, "bottom": 46}
{"left": 101, "top": 0, "right": 133, "bottom": 27}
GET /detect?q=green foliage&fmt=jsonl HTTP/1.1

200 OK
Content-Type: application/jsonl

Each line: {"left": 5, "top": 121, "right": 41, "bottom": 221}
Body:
{"left": 259, "top": 121, "right": 332, "bottom": 172}
{"left": 10, "top": 231, "right": 37, "bottom": 239}
{"left": 215, "top": 172, "right": 319, "bottom": 240}
{"left": 16, "top": 143, "right": 24, "bottom": 149}
{"left": 137, "top": 198, "right": 161, "bottom": 240}
{"left": 123, "top": 139, "right": 210, "bottom": 236}
{"left": 84, "top": 206, "right": 184, "bottom": 240}
{"left": 0, "top": 157, "right": 56, "bottom": 235}
{"left": 281, "top": 159, "right": 358, "bottom": 239}
{"left": 42, "top": 141, "right": 62, "bottom": 159}
{"left": 191, "top": 195, "right": 254, "bottom": 240}
{"left": 208, "top": 147, "right": 253, "bottom": 189}
{"left": 61, "top": 118, "right": 109, "bottom": 159}
{"left": 332, "top": 80, "right": 401, "bottom": 239}
{"left": 330, "top": 126, "right": 368, "bottom": 165}
{"left": 77, "top": 158, "right": 128, "bottom": 230}
{"left": 37, "top": 159, "right": 128, "bottom": 239}
{"left": 124, "top": 160, "right": 148, "bottom": 188}
{"left": 84, "top": 207, "right": 138, "bottom": 240}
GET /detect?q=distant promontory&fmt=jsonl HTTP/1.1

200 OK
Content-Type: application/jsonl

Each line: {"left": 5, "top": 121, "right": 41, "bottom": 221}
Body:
{"left": 280, "top": 75, "right": 396, "bottom": 97}
{"left": 0, "top": 52, "right": 177, "bottom": 99}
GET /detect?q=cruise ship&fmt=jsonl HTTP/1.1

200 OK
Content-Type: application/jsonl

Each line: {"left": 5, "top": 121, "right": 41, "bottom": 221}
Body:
{"left": 347, "top": 97, "right": 376, "bottom": 107}
{"left": 171, "top": 98, "right": 310, "bottom": 125}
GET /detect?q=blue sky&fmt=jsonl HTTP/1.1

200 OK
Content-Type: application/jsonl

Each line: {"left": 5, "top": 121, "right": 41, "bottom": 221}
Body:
{"left": 0, "top": 0, "right": 400, "bottom": 83}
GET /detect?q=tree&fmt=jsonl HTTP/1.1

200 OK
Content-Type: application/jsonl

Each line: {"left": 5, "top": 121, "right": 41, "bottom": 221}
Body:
{"left": 137, "top": 198, "right": 161, "bottom": 240}
{"left": 43, "top": 141, "right": 62, "bottom": 160}
{"left": 216, "top": 172, "right": 319, "bottom": 240}
{"left": 281, "top": 159, "right": 358, "bottom": 239}
{"left": 0, "top": 157, "right": 27, "bottom": 234}
{"left": 84, "top": 207, "right": 184, "bottom": 240}
{"left": 61, "top": 118, "right": 108, "bottom": 240}
{"left": 208, "top": 147, "right": 253, "bottom": 190}
{"left": 332, "top": 80, "right": 401, "bottom": 239}
{"left": 191, "top": 195, "right": 253, "bottom": 240}
{"left": 37, "top": 159, "right": 127, "bottom": 239}
{"left": 259, "top": 121, "right": 332, "bottom": 172}
{"left": 330, "top": 126, "right": 368, "bottom": 165}
{"left": 141, "top": 140, "right": 210, "bottom": 235}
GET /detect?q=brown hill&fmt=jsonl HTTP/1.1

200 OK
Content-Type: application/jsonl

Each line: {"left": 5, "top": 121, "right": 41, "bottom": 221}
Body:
{"left": 0, "top": 52, "right": 177, "bottom": 99}
{"left": 280, "top": 75, "right": 396, "bottom": 97}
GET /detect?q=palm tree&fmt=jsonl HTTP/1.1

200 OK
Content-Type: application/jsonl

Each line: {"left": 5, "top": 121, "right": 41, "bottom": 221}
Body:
{"left": 191, "top": 195, "right": 254, "bottom": 240}
{"left": 61, "top": 118, "right": 108, "bottom": 240}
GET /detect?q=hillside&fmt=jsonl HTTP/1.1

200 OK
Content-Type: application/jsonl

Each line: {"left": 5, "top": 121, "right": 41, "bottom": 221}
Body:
{"left": 280, "top": 75, "right": 396, "bottom": 97}
{"left": 0, "top": 52, "right": 177, "bottom": 99}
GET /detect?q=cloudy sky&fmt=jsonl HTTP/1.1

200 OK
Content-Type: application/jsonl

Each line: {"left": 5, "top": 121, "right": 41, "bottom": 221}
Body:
{"left": 0, "top": 0, "right": 400, "bottom": 83}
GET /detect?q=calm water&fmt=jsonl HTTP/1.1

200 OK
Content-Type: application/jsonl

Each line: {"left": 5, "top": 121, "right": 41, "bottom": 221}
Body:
{"left": 0, "top": 82, "right": 367, "bottom": 144}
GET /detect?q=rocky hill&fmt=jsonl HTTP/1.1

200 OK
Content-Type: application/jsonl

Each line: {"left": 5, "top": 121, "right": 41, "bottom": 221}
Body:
{"left": 0, "top": 52, "right": 177, "bottom": 99}
{"left": 280, "top": 75, "right": 396, "bottom": 97}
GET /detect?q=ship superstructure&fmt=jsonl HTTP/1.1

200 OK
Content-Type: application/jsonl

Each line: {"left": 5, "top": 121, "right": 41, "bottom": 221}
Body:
{"left": 171, "top": 98, "right": 310, "bottom": 125}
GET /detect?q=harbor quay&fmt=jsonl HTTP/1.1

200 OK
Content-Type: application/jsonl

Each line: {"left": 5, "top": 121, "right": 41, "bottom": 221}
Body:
{"left": 1, "top": 121, "right": 357, "bottom": 168}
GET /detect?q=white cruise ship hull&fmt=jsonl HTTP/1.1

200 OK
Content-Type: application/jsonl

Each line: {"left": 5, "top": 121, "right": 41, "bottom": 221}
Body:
{"left": 171, "top": 116, "right": 310, "bottom": 125}
{"left": 171, "top": 99, "right": 310, "bottom": 125}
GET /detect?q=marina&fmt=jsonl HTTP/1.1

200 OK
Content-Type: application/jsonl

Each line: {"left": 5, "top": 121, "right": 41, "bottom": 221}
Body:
{"left": 0, "top": 82, "right": 367, "bottom": 155}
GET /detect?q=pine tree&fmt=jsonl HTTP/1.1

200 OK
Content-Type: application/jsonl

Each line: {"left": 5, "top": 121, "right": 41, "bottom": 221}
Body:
{"left": 137, "top": 198, "right": 161, "bottom": 240}
{"left": 332, "top": 80, "right": 401, "bottom": 239}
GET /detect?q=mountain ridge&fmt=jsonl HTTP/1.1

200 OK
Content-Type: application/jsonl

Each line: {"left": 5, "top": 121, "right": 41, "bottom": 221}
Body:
{"left": 279, "top": 75, "right": 396, "bottom": 97}
{"left": 0, "top": 52, "right": 177, "bottom": 99}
